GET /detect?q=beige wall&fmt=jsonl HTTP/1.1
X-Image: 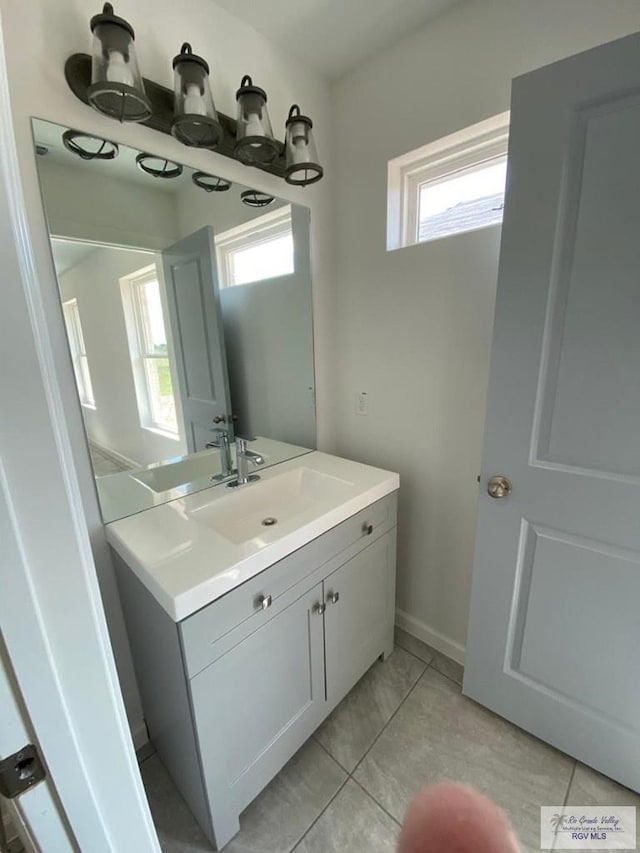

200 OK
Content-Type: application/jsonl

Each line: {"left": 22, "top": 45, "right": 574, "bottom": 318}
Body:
{"left": 330, "top": 0, "right": 640, "bottom": 659}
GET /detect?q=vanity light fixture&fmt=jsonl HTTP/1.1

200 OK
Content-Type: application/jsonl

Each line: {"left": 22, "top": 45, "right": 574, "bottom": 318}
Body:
{"left": 87, "top": 3, "right": 152, "bottom": 122}
{"left": 192, "top": 171, "right": 231, "bottom": 192}
{"left": 171, "top": 43, "right": 223, "bottom": 149}
{"left": 234, "top": 76, "right": 280, "bottom": 166}
{"left": 62, "top": 129, "right": 120, "bottom": 161}
{"left": 240, "top": 189, "right": 275, "bottom": 208}
{"left": 136, "top": 153, "right": 183, "bottom": 179}
{"left": 65, "top": 12, "right": 325, "bottom": 183}
{"left": 284, "top": 105, "right": 323, "bottom": 186}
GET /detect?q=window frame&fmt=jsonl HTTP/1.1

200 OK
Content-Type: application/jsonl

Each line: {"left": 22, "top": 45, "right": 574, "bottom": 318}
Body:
{"left": 387, "top": 111, "right": 510, "bottom": 250}
{"left": 62, "top": 297, "right": 96, "bottom": 409}
{"left": 215, "top": 204, "right": 294, "bottom": 289}
{"left": 121, "top": 264, "right": 179, "bottom": 439}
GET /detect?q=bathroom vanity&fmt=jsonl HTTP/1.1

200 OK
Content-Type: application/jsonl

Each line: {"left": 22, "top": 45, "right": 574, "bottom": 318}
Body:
{"left": 108, "top": 452, "right": 399, "bottom": 850}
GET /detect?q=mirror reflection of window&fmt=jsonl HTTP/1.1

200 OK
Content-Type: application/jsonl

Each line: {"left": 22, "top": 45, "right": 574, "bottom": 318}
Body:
{"left": 62, "top": 298, "right": 96, "bottom": 408}
{"left": 216, "top": 205, "right": 294, "bottom": 288}
{"left": 123, "top": 266, "right": 179, "bottom": 437}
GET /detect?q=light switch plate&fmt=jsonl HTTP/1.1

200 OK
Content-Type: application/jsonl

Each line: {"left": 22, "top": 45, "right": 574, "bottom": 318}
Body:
{"left": 355, "top": 391, "right": 368, "bottom": 416}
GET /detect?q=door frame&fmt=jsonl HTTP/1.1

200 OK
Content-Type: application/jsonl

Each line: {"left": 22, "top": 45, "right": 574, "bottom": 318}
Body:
{"left": 0, "top": 11, "right": 159, "bottom": 851}
{"left": 0, "top": 639, "right": 73, "bottom": 851}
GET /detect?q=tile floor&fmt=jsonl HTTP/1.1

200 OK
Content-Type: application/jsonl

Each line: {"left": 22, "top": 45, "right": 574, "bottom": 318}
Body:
{"left": 89, "top": 443, "right": 133, "bottom": 476}
{"left": 139, "top": 628, "right": 640, "bottom": 853}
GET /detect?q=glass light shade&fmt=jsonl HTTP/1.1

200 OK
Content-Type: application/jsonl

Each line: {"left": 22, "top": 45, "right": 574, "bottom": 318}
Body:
{"left": 171, "top": 43, "right": 222, "bottom": 149}
{"left": 240, "top": 190, "right": 275, "bottom": 208}
{"left": 62, "top": 130, "right": 119, "bottom": 161}
{"left": 87, "top": 3, "right": 151, "bottom": 122}
{"left": 234, "top": 75, "right": 280, "bottom": 165}
{"left": 136, "top": 154, "right": 183, "bottom": 179}
{"left": 284, "top": 105, "right": 323, "bottom": 186}
{"left": 192, "top": 171, "right": 231, "bottom": 192}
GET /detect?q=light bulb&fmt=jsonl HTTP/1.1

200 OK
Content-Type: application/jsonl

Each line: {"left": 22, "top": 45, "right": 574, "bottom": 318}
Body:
{"left": 290, "top": 126, "right": 310, "bottom": 162}
{"left": 184, "top": 83, "right": 206, "bottom": 116}
{"left": 106, "top": 49, "right": 134, "bottom": 86}
{"left": 245, "top": 111, "right": 263, "bottom": 139}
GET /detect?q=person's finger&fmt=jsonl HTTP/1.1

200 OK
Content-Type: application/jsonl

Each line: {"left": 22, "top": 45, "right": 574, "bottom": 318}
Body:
{"left": 398, "top": 781, "right": 521, "bottom": 852}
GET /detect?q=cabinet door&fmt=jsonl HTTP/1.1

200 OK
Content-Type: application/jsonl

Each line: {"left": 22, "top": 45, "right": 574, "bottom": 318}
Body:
{"left": 324, "top": 530, "right": 397, "bottom": 708}
{"left": 189, "top": 582, "right": 326, "bottom": 818}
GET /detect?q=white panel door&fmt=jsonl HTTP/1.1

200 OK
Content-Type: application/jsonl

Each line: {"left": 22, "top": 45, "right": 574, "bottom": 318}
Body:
{"left": 161, "top": 227, "right": 232, "bottom": 452}
{"left": 464, "top": 32, "right": 640, "bottom": 792}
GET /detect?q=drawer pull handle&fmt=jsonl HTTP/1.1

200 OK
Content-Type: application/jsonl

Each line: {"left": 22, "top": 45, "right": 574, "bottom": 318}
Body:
{"left": 257, "top": 594, "right": 272, "bottom": 610}
{"left": 363, "top": 523, "right": 373, "bottom": 536}
{"left": 328, "top": 591, "right": 340, "bottom": 604}
{"left": 314, "top": 602, "right": 326, "bottom": 615}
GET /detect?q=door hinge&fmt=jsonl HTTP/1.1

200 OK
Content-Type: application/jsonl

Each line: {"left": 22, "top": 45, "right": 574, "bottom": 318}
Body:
{"left": 0, "top": 745, "right": 46, "bottom": 799}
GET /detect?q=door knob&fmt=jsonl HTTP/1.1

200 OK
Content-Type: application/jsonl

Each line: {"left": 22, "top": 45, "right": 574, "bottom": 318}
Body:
{"left": 314, "top": 602, "right": 326, "bottom": 615}
{"left": 328, "top": 591, "right": 340, "bottom": 604}
{"left": 257, "top": 594, "right": 272, "bottom": 610}
{"left": 212, "top": 415, "right": 227, "bottom": 424}
{"left": 487, "top": 475, "right": 512, "bottom": 499}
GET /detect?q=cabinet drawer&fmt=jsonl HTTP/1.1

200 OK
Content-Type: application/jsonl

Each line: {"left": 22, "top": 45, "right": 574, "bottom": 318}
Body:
{"left": 180, "top": 491, "right": 397, "bottom": 678}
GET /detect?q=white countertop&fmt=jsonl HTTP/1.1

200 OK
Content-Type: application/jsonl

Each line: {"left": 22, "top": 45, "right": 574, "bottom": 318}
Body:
{"left": 106, "top": 451, "right": 399, "bottom": 621}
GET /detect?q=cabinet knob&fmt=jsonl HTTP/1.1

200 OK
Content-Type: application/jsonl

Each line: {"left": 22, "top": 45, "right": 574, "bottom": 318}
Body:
{"left": 328, "top": 591, "right": 340, "bottom": 604}
{"left": 314, "top": 602, "right": 326, "bottom": 615}
{"left": 257, "top": 594, "right": 272, "bottom": 610}
{"left": 363, "top": 523, "right": 373, "bottom": 536}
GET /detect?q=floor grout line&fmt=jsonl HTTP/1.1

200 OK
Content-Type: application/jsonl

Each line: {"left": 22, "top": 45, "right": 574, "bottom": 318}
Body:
{"left": 562, "top": 760, "right": 577, "bottom": 808}
{"left": 395, "top": 634, "right": 465, "bottom": 689}
{"left": 394, "top": 637, "right": 435, "bottom": 669}
{"left": 312, "top": 734, "right": 351, "bottom": 776}
{"left": 350, "top": 658, "right": 430, "bottom": 781}
{"left": 289, "top": 776, "right": 350, "bottom": 852}
{"left": 350, "top": 776, "right": 402, "bottom": 828}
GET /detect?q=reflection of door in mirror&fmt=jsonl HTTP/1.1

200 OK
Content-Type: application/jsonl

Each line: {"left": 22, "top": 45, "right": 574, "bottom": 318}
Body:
{"left": 161, "top": 227, "right": 232, "bottom": 454}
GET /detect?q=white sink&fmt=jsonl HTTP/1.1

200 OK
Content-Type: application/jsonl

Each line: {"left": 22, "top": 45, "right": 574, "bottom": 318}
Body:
{"left": 190, "top": 466, "right": 354, "bottom": 545}
{"left": 106, "top": 451, "right": 399, "bottom": 620}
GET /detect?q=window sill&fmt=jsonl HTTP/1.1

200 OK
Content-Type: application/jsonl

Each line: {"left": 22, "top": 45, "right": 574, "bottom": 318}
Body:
{"left": 142, "top": 426, "right": 180, "bottom": 442}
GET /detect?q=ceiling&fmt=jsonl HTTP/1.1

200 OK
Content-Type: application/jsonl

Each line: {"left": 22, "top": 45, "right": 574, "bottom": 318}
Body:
{"left": 213, "top": 0, "right": 462, "bottom": 79}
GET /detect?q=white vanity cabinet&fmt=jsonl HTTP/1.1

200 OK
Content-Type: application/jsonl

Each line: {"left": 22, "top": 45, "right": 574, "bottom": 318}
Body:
{"left": 113, "top": 490, "right": 397, "bottom": 850}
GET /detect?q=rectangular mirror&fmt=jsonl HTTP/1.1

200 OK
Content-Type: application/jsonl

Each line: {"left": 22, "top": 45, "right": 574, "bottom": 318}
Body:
{"left": 32, "top": 118, "right": 316, "bottom": 523}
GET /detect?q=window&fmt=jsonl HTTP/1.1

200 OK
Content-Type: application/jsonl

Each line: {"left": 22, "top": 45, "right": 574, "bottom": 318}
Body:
{"left": 124, "top": 266, "right": 178, "bottom": 436}
{"left": 387, "top": 111, "right": 510, "bottom": 250}
{"left": 63, "top": 298, "right": 95, "bottom": 407}
{"left": 215, "top": 205, "right": 294, "bottom": 288}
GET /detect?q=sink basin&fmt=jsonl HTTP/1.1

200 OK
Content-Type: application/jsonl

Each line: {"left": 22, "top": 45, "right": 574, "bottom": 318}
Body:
{"left": 189, "top": 466, "right": 354, "bottom": 545}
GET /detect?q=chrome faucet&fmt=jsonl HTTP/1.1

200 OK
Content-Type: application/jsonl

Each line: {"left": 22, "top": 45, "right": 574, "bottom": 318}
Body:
{"left": 205, "top": 428, "right": 233, "bottom": 479}
{"left": 230, "top": 437, "right": 264, "bottom": 487}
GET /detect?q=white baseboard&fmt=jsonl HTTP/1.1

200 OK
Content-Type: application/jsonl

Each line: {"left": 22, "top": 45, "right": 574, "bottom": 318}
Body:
{"left": 88, "top": 439, "right": 139, "bottom": 470}
{"left": 131, "top": 719, "right": 149, "bottom": 751}
{"left": 395, "top": 608, "right": 466, "bottom": 665}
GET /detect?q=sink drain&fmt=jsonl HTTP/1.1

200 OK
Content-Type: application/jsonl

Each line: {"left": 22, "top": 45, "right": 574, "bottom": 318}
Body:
{"left": 262, "top": 517, "right": 278, "bottom": 527}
